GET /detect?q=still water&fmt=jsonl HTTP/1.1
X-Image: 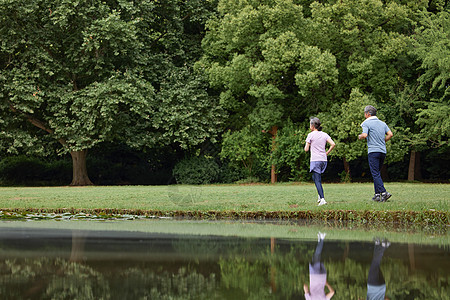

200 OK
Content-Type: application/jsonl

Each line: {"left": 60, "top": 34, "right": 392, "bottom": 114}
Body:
{"left": 0, "top": 219, "right": 448, "bottom": 300}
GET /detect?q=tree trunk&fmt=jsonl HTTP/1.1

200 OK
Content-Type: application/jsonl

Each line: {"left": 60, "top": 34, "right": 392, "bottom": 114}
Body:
{"left": 270, "top": 237, "right": 277, "bottom": 292}
{"left": 408, "top": 150, "right": 422, "bottom": 181}
{"left": 343, "top": 157, "right": 351, "bottom": 181}
{"left": 70, "top": 231, "right": 88, "bottom": 262}
{"left": 70, "top": 150, "right": 93, "bottom": 186}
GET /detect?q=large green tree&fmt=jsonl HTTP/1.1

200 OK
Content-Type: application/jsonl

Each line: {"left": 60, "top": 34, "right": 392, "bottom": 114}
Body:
{"left": 0, "top": 0, "right": 222, "bottom": 185}
{"left": 198, "top": 0, "right": 422, "bottom": 181}
{"left": 197, "top": 0, "right": 339, "bottom": 181}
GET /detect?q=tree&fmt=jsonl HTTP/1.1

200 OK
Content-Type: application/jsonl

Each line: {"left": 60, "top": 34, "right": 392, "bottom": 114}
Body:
{"left": 385, "top": 6, "right": 450, "bottom": 180}
{"left": 0, "top": 0, "right": 222, "bottom": 185}
{"left": 413, "top": 9, "right": 450, "bottom": 147}
{"left": 220, "top": 125, "right": 270, "bottom": 178}
{"left": 197, "top": 0, "right": 339, "bottom": 182}
{"left": 0, "top": 0, "right": 154, "bottom": 185}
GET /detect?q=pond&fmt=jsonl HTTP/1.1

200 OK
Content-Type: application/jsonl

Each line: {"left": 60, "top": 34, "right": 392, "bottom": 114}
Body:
{"left": 0, "top": 219, "right": 448, "bottom": 299}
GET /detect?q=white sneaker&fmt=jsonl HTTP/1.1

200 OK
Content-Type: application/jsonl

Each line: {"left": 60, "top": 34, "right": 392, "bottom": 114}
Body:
{"left": 317, "top": 195, "right": 321, "bottom": 203}
{"left": 318, "top": 232, "right": 327, "bottom": 241}
{"left": 318, "top": 198, "right": 327, "bottom": 206}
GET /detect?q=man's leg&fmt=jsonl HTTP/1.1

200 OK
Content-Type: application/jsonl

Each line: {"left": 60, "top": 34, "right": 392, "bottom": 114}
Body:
{"left": 367, "top": 239, "right": 389, "bottom": 300}
{"left": 312, "top": 171, "right": 324, "bottom": 199}
{"left": 368, "top": 239, "right": 390, "bottom": 285}
{"left": 368, "top": 152, "right": 386, "bottom": 194}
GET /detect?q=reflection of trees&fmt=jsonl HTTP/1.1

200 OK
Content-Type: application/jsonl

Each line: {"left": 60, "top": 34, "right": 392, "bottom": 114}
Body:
{"left": 43, "top": 259, "right": 110, "bottom": 299}
{"left": 219, "top": 242, "right": 450, "bottom": 300}
{"left": 115, "top": 267, "right": 220, "bottom": 300}
{"left": 171, "top": 237, "right": 222, "bottom": 260}
{"left": 219, "top": 243, "right": 310, "bottom": 299}
{"left": 0, "top": 258, "right": 110, "bottom": 299}
{"left": 0, "top": 230, "right": 110, "bottom": 299}
{"left": 0, "top": 236, "right": 448, "bottom": 299}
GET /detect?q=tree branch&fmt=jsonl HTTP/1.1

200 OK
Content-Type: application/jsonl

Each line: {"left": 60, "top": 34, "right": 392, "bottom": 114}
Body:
{"left": 8, "top": 102, "right": 67, "bottom": 146}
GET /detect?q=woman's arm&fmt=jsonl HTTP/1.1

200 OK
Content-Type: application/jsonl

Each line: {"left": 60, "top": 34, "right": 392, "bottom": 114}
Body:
{"left": 326, "top": 138, "right": 336, "bottom": 156}
{"left": 304, "top": 142, "right": 310, "bottom": 152}
{"left": 325, "top": 282, "right": 335, "bottom": 299}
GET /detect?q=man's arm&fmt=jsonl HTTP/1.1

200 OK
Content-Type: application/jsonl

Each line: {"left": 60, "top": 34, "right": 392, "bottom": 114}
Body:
{"left": 303, "top": 284, "right": 309, "bottom": 294}
{"left": 385, "top": 130, "right": 393, "bottom": 142}
{"left": 358, "top": 133, "right": 368, "bottom": 140}
{"left": 305, "top": 142, "right": 310, "bottom": 152}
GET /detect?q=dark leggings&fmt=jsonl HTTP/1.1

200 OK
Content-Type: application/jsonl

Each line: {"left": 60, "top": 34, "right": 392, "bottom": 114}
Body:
{"left": 311, "top": 238, "right": 326, "bottom": 274}
{"left": 313, "top": 238, "right": 324, "bottom": 264}
{"left": 312, "top": 171, "right": 324, "bottom": 199}
{"left": 368, "top": 245, "right": 386, "bottom": 286}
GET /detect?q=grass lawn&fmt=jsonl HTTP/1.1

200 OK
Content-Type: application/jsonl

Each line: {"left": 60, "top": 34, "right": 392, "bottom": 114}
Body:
{"left": 0, "top": 182, "right": 448, "bottom": 212}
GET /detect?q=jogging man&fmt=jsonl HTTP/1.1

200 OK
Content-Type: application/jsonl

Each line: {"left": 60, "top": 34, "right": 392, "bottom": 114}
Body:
{"left": 358, "top": 105, "right": 393, "bottom": 202}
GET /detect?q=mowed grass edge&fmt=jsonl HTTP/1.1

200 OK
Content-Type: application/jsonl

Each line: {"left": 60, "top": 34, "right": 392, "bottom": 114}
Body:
{"left": 0, "top": 183, "right": 448, "bottom": 225}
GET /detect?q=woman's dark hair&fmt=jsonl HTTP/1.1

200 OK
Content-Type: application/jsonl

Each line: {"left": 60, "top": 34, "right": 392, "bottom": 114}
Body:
{"left": 310, "top": 117, "right": 322, "bottom": 131}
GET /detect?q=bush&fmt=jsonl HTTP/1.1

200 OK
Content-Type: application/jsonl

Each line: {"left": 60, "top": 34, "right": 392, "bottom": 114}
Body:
{"left": 217, "top": 162, "right": 246, "bottom": 183}
{"left": 173, "top": 156, "right": 220, "bottom": 184}
{"left": 0, "top": 156, "right": 71, "bottom": 185}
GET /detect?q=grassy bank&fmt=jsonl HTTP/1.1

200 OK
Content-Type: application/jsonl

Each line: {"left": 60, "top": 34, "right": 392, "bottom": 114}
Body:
{"left": 0, "top": 182, "right": 448, "bottom": 225}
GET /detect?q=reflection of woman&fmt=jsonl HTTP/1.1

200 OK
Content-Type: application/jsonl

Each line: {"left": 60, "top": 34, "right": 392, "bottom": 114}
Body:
{"left": 366, "top": 238, "right": 390, "bottom": 300}
{"left": 303, "top": 232, "right": 335, "bottom": 300}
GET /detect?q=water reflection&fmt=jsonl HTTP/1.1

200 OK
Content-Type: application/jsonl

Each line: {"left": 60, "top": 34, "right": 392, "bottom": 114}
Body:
{"left": 0, "top": 226, "right": 448, "bottom": 299}
{"left": 365, "top": 238, "right": 390, "bottom": 300}
{"left": 304, "top": 232, "right": 335, "bottom": 299}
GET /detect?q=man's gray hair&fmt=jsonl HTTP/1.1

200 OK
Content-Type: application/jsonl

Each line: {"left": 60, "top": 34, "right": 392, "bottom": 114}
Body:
{"left": 364, "top": 105, "right": 377, "bottom": 116}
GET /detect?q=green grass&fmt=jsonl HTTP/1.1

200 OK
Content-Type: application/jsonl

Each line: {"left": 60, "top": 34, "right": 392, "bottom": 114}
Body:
{"left": 0, "top": 182, "right": 448, "bottom": 212}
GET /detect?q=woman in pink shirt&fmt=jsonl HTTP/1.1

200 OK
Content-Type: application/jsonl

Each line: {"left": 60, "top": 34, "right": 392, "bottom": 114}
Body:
{"left": 304, "top": 117, "right": 335, "bottom": 206}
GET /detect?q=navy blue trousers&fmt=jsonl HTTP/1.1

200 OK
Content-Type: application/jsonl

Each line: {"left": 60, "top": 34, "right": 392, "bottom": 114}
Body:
{"left": 368, "top": 152, "right": 386, "bottom": 194}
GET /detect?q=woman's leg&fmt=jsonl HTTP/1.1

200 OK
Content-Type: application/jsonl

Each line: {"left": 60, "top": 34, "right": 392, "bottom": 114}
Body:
{"left": 312, "top": 171, "right": 324, "bottom": 199}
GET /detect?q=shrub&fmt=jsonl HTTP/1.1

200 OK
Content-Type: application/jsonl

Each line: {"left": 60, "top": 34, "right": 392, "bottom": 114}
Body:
{"left": 0, "top": 156, "right": 71, "bottom": 185}
{"left": 173, "top": 156, "right": 220, "bottom": 184}
{"left": 217, "top": 162, "right": 245, "bottom": 183}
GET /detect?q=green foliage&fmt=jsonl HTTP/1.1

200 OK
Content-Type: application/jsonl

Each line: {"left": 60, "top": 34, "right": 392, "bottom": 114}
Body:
{"left": 411, "top": 10, "right": 450, "bottom": 147}
{"left": 220, "top": 126, "right": 270, "bottom": 177}
{"left": 0, "top": 156, "right": 71, "bottom": 185}
{"left": 318, "top": 89, "right": 372, "bottom": 162}
{"left": 0, "top": 0, "right": 155, "bottom": 151}
{"left": 217, "top": 162, "right": 246, "bottom": 183}
{"left": 197, "top": 0, "right": 339, "bottom": 131}
{"left": 173, "top": 156, "right": 220, "bottom": 184}
{"left": 153, "top": 68, "right": 226, "bottom": 149}
{"left": 0, "top": 0, "right": 221, "bottom": 184}
{"left": 271, "top": 120, "right": 309, "bottom": 181}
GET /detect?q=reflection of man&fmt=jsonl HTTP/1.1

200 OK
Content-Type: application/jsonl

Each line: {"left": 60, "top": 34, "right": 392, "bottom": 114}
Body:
{"left": 303, "top": 232, "right": 335, "bottom": 300}
{"left": 366, "top": 238, "right": 390, "bottom": 300}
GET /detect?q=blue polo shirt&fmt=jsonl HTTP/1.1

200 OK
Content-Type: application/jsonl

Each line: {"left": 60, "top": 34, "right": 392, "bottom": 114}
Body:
{"left": 361, "top": 116, "right": 390, "bottom": 154}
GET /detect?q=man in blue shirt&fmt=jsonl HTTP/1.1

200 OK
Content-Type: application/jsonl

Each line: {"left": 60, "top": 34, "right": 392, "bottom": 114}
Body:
{"left": 358, "top": 105, "right": 393, "bottom": 202}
